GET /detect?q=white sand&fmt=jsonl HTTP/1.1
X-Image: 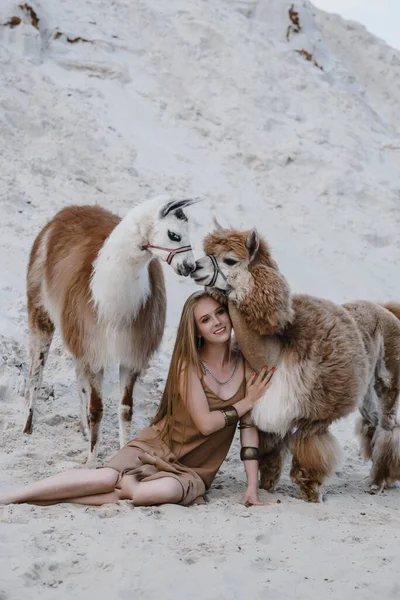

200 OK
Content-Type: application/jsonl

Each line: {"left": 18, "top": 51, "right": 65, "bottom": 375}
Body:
{"left": 1, "top": 0, "right": 400, "bottom": 598}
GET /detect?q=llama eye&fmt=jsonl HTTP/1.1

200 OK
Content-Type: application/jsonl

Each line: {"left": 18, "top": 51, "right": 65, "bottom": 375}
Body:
{"left": 223, "top": 258, "right": 238, "bottom": 266}
{"left": 168, "top": 230, "right": 182, "bottom": 243}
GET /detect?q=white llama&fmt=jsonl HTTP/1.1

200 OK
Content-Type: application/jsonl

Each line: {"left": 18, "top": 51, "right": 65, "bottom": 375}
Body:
{"left": 24, "top": 195, "right": 197, "bottom": 463}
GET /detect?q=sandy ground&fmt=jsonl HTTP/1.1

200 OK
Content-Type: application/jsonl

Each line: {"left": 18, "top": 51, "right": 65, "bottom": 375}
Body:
{"left": 1, "top": 0, "right": 400, "bottom": 598}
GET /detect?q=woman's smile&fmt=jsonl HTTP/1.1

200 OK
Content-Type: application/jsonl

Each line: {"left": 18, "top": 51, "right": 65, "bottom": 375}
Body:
{"left": 213, "top": 326, "right": 226, "bottom": 335}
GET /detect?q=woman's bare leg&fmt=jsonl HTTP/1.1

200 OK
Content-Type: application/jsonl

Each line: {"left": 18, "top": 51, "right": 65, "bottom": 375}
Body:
{"left": 127, "top": 476, "right": 184, "bottom": 506}
{"left": 66, "top": 475, "right": 184, "bottom": 506}
{"left": 65, "top": 490, "right": 121, "bottom": 506}
{"left": 0, "top": 468, "right": 119, "bottom": 505}
{"left": 1, "top": 469, "right": 184, "bottom": 507}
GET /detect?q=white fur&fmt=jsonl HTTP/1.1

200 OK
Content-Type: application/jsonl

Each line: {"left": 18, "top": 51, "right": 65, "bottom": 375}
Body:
{"left": 252, "top": 359, "right": 306, "bottom": 436}
{"left": 91, "top": 195, "right": 195, "bottom": 327}
{"left": 82, "top": 321, "right": 151, "bottom": 373}
{"left": 229, "top": 269, "right": 253, "bottom": 302}
{"left": 90, "top": 202, "right": 156, "bottom": 325}
{"left": 91, "top": 241, "right": 151, "bottom": 326}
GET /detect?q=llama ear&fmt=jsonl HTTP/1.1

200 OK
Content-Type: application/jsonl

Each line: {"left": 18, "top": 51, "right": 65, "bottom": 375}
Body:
{"left": 212, "top": 216, "right": 223, "bottom": 231}
{"left": 246, "top": 229, "right": 259, "bottom": 263}
{"left": 160, "top": 197, "right": 202, "bottom": 219}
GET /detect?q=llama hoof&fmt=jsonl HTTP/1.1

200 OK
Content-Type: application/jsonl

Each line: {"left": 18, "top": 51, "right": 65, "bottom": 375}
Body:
{"left": 22, "top": 421, "right": 33, "bottom": 435}
{"left": 300, "top": 486, "right": 323, "bottom": 503}
{"left": 23, "top": 409, "right": 34, "bottom": 434}
{"left": 86, "top": 455, "right": 98, "bottom": 468}
{"left": 259, "top": 479, "right": 276, "bottom": 492}
{"left": 259, "top": 466, "right": 282, "bottom": 492}
{"left": 369, "top": 482, "right": 386, "bottom": 495}
{"left": 303, "top": 493, "right": 323, "bottom": 503}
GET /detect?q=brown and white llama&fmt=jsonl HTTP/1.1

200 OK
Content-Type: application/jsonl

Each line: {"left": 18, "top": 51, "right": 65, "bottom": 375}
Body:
{"left": 192, "top": 227, "right": 400, "bottom": 502}
{"left": 24, "top": 196, "right": 197, "bottom": 464}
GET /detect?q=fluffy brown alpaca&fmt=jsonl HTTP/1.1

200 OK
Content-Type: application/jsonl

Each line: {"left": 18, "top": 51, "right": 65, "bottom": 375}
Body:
{"left": 192, "top": 228, "right": 400, "bottom": 501}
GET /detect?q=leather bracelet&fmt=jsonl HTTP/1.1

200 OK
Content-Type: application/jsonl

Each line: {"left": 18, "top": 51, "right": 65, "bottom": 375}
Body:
{"left": 220, "top": 405, "right": 239, "bottom": 427}
{"left": 240, "top": 446, "right": 260, "bottom": 461}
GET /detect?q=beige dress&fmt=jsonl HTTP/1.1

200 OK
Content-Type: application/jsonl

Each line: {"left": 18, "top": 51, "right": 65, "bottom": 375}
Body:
{"left": 104, "top": 377, "right": 246, "bottom": 505}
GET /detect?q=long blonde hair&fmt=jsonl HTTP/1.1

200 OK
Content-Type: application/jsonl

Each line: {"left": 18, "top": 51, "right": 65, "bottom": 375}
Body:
{"left": 151, "top": 290, "right": 211, "bottom": 443}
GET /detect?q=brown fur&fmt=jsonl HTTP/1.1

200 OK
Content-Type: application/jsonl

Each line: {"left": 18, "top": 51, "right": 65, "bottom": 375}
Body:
{"left": 290, "top": 432, "right": 340, "bottom": 501}
{"left": 204, "top": 230, "right": 294, "bottom": 335}
{"left": 202, "top": 228, "right": 400, "bottom": 501}
{"left": 259, "top": 433, "right": 287, "bottom": 492}
{"left": 384, "top": 302, "right": 400, "bottom": 321}
{"left": 237, "top": 265, "right": 294, "bottom": 336}
{"left": 120, "top": 369, "right": 139, "bottom": 423}
{"left": 204, "top": 229, "right": 279, "bottom": 267}
{"left": 370, "top": 428, "right": 400, "bottom": 490}
{"left": 46, "top": 206, "right": 120, "bottom": 359}
{"left": 24, "top": 205, "right": 166, "bottom": 460}
{"left": 355, "top": 417, "right": 375, "bottom": 461}
{"left": 345, "top": 301, "right": 400, "bottom": 491}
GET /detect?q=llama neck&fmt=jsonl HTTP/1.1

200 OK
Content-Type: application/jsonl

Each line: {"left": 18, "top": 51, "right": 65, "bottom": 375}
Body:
{"left": 229, "top": 302, "right": 283, "bottom": 371}
{"left": 91, "top": 211, "right": 152, "bottom": 325}
{"left": 232, "top": 264, "right": 294, "bottom": 337}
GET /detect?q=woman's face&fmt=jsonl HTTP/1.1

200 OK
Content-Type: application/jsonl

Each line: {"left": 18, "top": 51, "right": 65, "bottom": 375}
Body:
{"left": 193, "top": 297, "right": 232, "bottom": 345}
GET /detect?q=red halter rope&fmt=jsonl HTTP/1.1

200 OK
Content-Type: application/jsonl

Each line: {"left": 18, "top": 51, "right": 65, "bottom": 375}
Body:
{"left": 141, "top": 243, "right": 192, "bottom": 265}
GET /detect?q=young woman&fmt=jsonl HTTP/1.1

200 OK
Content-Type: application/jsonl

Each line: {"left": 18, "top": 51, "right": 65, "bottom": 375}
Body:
{"left": 0, "top": 291, "right": 275, "bottom": 507}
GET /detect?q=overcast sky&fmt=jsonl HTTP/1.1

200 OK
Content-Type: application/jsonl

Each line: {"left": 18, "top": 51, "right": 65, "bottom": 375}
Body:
{"left": 313, "top": 0, "right": 400, "bottom": 50}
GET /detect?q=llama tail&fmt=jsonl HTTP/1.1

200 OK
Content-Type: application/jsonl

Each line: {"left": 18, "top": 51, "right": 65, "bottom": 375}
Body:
{"left": 382, "top": 302, "right": 400, "bottom": 320}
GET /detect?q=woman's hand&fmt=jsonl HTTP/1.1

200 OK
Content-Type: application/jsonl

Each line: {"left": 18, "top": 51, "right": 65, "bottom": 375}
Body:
{"left": 241, "top": 486, "right": 274, "bottom": 507}
{"left": 246, "top": 366, "right": 275, "bottom": 408}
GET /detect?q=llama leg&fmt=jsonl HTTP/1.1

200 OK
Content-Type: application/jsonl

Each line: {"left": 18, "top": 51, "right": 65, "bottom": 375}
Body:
{"left": 86, "top": 368, "right": 104, "bottom": 466}
{"left": 370, "top": 384, "right": 400, "bottom": 493}
{"left": 23, "top": 306, "right": 54, "bottom": 434}
{"left": 289, "top": 430, "right": 340, "bottom": 502}
{"left": 356, "top": 382, "right": 379, "bottom": 463}
{"left": 258, "top": 432, "right": 287, "bottom": 492}
{"left": 119, "top": 366, "right": 139, "bottom": 448}
{"left": 75, "top": 361, "right": 90, "bottom": 439}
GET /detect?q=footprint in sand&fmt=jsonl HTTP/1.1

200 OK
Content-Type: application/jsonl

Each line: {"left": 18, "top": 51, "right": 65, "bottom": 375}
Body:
{"left": 23, "top": 557, "right": 85, "bottom": 588}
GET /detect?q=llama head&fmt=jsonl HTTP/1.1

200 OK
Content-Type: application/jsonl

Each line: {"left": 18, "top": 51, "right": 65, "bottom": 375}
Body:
{"left": 191, "top": 226, "right": 293, "bottom": 333}
{"left": 141, "top": 196, "right": 199, "bottom": 276}
{"left": 192, "top": 227, "right": 278, "bottom": 297}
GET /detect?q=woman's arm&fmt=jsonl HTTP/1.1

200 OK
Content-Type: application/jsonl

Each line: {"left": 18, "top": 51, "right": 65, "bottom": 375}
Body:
{"left": 240, "top": 412, "right": 259, "bottom": 484}
{"left": 183, "top": 368, "right": 251, "bottom": 436}
{"left": 240, "top": 363, "right": 273, "bottom": 506}
{"left": 183, "top": 366, "right": 272, "bottom": 437}
{"left": 239, "top": 412, "right": 263, "bottom": 505}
